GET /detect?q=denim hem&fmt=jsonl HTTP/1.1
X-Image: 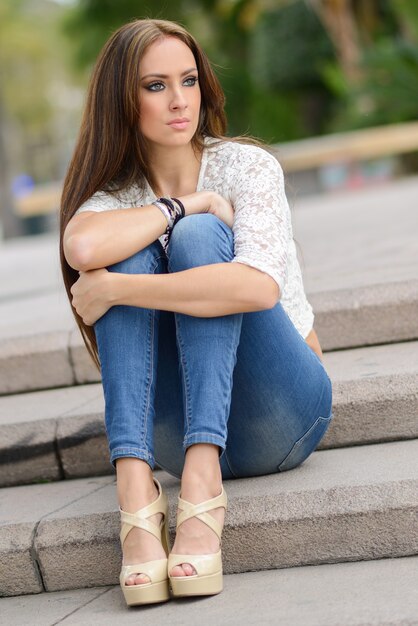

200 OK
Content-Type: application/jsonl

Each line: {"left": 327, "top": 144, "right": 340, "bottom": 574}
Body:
{"left": 183, "top": 433, "right": 226, "bottom": 453}
{"left": 110, "top": 447, "right": 155, "bottom": 469}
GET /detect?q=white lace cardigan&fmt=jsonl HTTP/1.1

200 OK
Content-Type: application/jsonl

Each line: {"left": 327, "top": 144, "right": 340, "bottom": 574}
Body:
{"left": 76, "top": 137, "right": 314, "bottom": 338}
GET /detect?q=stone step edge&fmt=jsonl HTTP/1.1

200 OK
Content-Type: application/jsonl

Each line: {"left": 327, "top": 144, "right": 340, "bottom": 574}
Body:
{"left": 1, "top": 278, "right": 418, "bottom": 395}
{"left": 309, "top": 278, "right": 418, "bottom": 350}
{"left": 2, "top": 439, "right": 418, "bottom": 596}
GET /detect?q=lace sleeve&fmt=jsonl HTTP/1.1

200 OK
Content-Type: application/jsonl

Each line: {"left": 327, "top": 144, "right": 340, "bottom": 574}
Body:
{"left": 75, "top": 191, "right": 119, "bottom": 214}
{"left": 75, "top": 186, "right": 144, "bottom": 214}
{"left": 230, "top": 146, "right": 290, "bottom": 294}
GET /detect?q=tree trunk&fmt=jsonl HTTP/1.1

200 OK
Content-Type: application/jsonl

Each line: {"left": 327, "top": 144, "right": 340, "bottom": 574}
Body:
{"left": 309, "top": 0, "right": 361, "bottom": 83}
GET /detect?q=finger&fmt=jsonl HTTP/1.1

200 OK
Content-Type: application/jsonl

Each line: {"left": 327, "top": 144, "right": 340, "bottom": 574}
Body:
{"left": 72, "top": 301, "right": 82, "bottom": 316}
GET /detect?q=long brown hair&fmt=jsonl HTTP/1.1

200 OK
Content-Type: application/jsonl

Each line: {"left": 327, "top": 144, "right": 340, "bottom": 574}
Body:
{"left": 60, "top": 18, "right": 231, "bottom": 369}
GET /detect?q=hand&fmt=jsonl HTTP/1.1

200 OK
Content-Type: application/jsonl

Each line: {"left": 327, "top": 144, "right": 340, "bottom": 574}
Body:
{"left": 70, "top": 268, "right": 114, "bottom": 326}
{"left": 206, "top": 192, "right": 234, "bottom": 229}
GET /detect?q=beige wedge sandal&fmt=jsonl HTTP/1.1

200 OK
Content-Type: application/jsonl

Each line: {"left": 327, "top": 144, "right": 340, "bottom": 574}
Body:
{"left": 167, "top": 485, "right": 227, "bottom": 597}
{"left": 119, "top": 477, "right": 170, "bottom": 606}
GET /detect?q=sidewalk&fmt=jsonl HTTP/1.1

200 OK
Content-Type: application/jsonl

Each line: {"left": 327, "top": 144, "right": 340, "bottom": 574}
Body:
{"left": 2, "top": 556, "right": 418, "bottom": 626}
{"left": 291, "top": 175, "right": 418, "bottom": 292}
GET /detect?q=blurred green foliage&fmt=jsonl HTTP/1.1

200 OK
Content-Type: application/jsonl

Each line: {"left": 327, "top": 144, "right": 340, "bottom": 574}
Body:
{"left": 0, "top": 0, "right": 84, "bottom": 181}
{"left": 250, "top": 2, "right": 333, "bottom": 91}
{"left": 326, "top": 38, "right": 418, "bottom": 130}
{"left": 249, "top": 1, "right": 334, "bottom": 139}
{"left": 62, "top": 0, "right": 186, "bottom": 68}
{"left": 62, "top": 0, "right": 333, "bottom": 140}
{"left": 1, "top": 0, "right": 60, "bottom": 135}
{"left": 2, "top": 0, "right": 418, "bottom": 171}
{"left": 2, "top": 1, "right": 417, "bottom": 236}
{"left": 61, "top": 0, "right": 418, "bottom": 142}
{"left": 317, "top": 0, "right": 418, "bottom": 132}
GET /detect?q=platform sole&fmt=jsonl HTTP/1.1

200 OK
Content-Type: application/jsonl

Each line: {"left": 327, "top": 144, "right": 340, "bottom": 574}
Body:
{"left": 169, "top": 570, "right": 223, "bottom": 597}
{"left": 121, "top": 579, "right": 170, "bottom": 606}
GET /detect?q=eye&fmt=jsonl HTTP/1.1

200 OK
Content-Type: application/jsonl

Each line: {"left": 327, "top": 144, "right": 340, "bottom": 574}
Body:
{"left": 144, "top": 76, "right": 198, "bottom": 92}
{"left": 145, "top": 81, "right": 165, "bottom": 92}
{"left": 184, "top": 76, "right": 198, "bottom": 86}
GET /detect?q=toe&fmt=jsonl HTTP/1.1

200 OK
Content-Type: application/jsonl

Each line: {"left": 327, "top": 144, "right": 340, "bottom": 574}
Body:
{"left": 125, "top": 574, "right": 136, "bottom": 586}
{"left": 125, "top": 572, "right": 150, "bottom": 585}
{"left": 169, "top": 563, "right": 197, "bottom": 577}
{"left": 170, "top": 565, "right": 185, "bottom": 577}
{"left": 134, "top": 573, "right": 150, "bottom": 585}
{"left": 181, "top": 563, "right": 197, "bottom": 576}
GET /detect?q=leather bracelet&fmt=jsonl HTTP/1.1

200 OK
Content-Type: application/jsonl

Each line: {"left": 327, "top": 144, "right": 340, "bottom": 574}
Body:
{"left": 171, "top": 197, "right": 185, "bottom": 220}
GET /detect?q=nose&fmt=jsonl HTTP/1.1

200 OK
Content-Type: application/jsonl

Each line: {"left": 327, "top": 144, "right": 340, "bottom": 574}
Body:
{"left": 169, "top": 85, "right": 188, "bottom": 111}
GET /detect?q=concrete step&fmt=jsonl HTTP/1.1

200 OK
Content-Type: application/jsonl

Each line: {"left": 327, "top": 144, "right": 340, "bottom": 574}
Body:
{"left": 1, "top": 340, "right": 417, "bottom": 488}
{"left": 1, "top": 438, "right": 417, "bottom": 598}
{"left": 310, "top": 278, "right": 418, "bottom": 351}
{"left": 2, "top": 556, "right": 418, "bottom": 625}
{"left": 1, "top": 279, "right": 418, "bottom": 395}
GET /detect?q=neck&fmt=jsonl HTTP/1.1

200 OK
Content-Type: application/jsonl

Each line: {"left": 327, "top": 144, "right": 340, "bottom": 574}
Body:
{"left": 147, "top": 141, "right": 203, "bottom": 198}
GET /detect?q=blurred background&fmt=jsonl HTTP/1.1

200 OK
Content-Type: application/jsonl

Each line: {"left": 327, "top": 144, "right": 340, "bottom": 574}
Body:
{"left": 1, "top": 0, "right": 418, "bottom": 239}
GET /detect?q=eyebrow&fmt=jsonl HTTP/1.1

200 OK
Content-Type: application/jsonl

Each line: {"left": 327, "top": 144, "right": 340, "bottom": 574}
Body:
{"left": 140, "top": 67, "right": 198, "bottom": 81}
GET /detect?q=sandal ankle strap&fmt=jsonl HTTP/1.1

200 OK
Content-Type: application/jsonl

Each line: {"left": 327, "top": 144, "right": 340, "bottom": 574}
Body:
{"left": 176, "top": 486, "right": 227, "bottom": 540}
{"left": 119, "top": 477, "right": 168, "bottom": 546}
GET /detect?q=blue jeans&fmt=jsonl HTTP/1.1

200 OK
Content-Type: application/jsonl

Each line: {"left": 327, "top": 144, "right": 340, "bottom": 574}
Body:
{"left": 94, "top": 214, "right": 333, "bottom": 480}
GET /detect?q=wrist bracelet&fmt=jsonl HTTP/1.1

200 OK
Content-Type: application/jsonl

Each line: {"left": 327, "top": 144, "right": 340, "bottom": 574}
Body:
{"left": 153, "top": 200, "right": 173, "bottom": 228}
{"left": 171, "top": 197, "right": 185, "bottom": 220}
{"left": 158, "top": 197, "right": 177, "bottom": 219}
{"left": 153, "top": 197, "right": 185, "bottom": 239}
{"left": 158, "top": 197, "right": 184, "bottom": 227}
{"left": 152, "top": 200, "right": 173, "bottom": 231}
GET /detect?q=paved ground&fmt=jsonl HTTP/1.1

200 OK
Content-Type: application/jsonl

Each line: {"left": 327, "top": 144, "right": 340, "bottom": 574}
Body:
{"left": 2, "top": 556, "right": 418, "bottom": 626}
{"left": 290, "top": 175, "right": 418, "bottom": 292}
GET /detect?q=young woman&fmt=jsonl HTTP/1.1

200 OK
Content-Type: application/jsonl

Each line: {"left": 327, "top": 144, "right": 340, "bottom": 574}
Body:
{"left": 60, "top": 18, "right": 333, "bottom": 607}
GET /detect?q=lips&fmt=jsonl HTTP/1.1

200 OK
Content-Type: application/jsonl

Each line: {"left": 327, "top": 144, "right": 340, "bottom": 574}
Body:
{"left": 168, "top": 118, "right": 190, "bottom": 125}
{"left": 167, "top": 118, "right": 190, "bottom": 130}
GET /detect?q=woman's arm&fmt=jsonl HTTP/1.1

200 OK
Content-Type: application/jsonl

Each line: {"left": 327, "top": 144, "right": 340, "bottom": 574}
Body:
{"left": 63, "top": 191, "right": 216, "bottom": 272}
{"left": 70, "top": 262, "right": 280, "bottom": 325}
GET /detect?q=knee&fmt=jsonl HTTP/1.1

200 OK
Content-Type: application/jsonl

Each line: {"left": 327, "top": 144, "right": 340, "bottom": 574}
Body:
{"left": 167, "top": 214, "right": 234, "bottom": 272}
{"left": 107, "top": 241, "right": 165, "bottom": 275}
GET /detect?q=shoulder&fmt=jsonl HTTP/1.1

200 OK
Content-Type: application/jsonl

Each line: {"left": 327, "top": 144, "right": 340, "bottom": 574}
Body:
{"left": 206, "top": 137, "right": 282, "bottom": 173}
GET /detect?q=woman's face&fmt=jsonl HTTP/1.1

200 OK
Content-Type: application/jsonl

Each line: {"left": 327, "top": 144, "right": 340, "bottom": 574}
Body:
{"left": 139, "top": 36, "right": 202, "bottom": 149}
